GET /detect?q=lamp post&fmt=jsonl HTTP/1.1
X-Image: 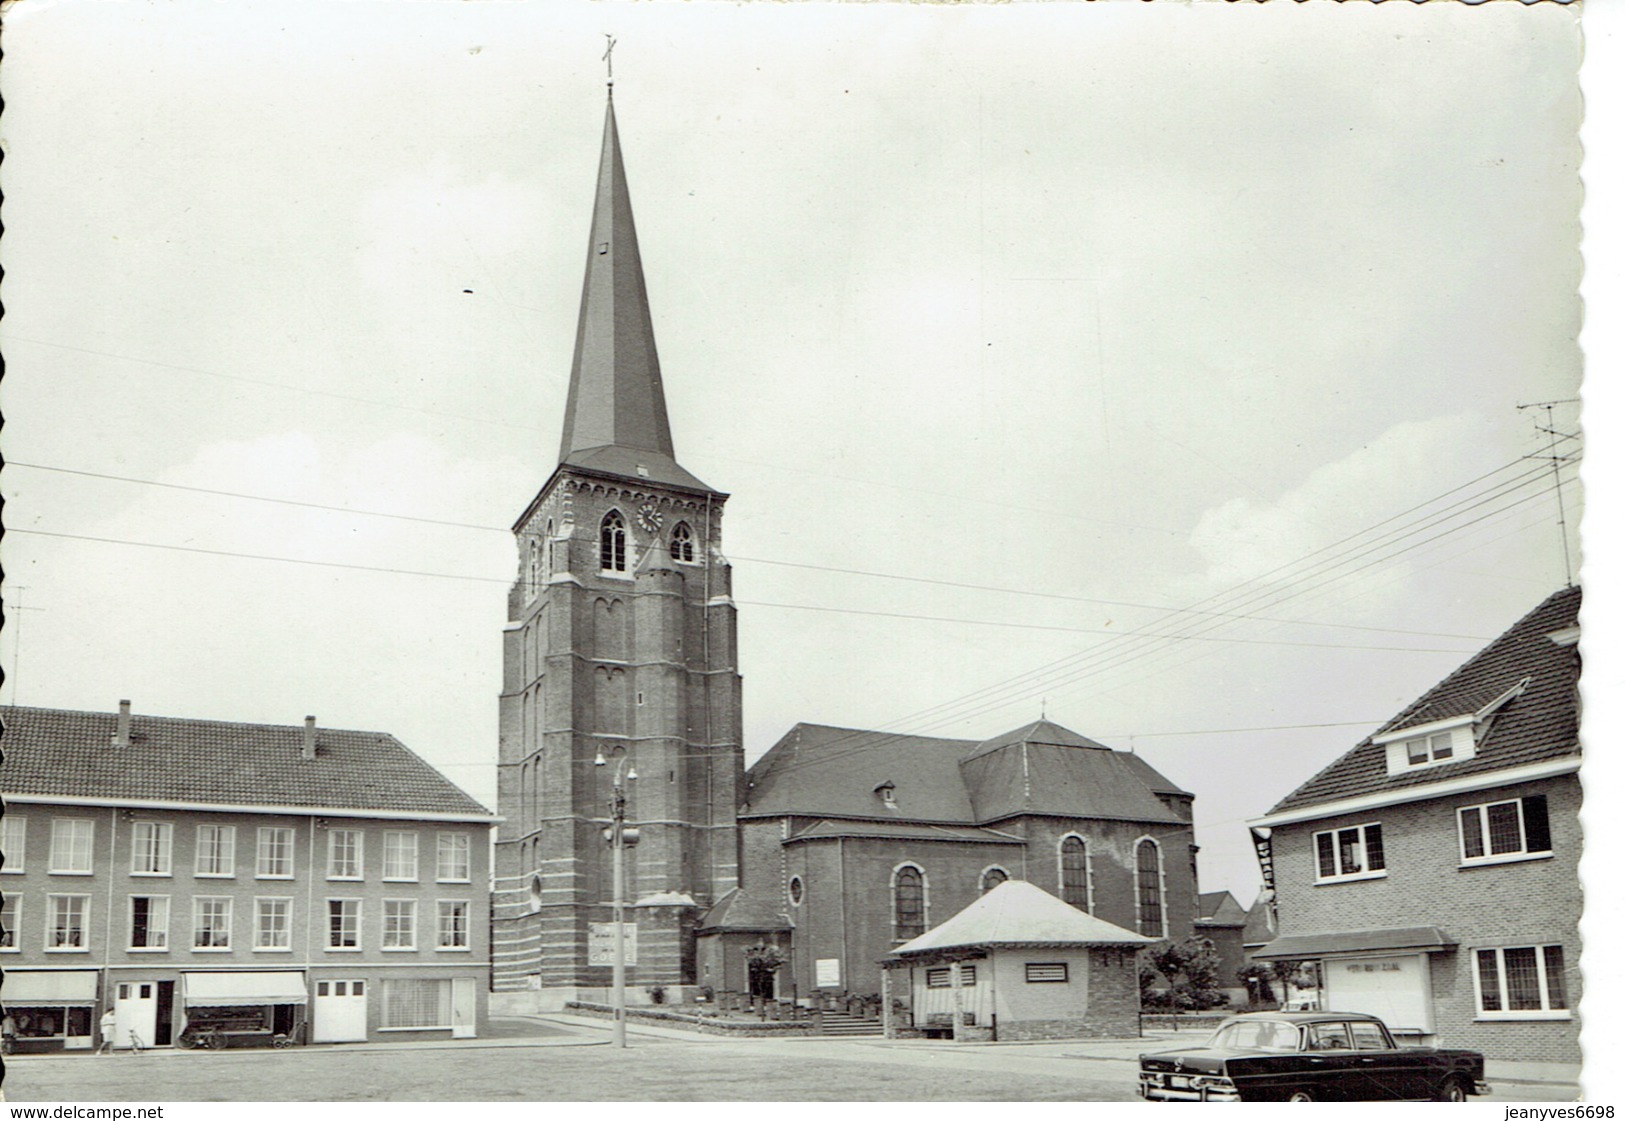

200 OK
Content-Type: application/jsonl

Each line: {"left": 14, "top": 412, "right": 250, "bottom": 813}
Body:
{"left": 594, "top": 746, "right": 637, "bottom": 1048}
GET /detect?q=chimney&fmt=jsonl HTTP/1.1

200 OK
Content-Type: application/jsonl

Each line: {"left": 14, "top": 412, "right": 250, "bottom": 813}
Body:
{"left": 111, "top": 699, "right": 132, "bottom": 747}
{"left": 302, "top": 715, "right": 317, "bottom": 761}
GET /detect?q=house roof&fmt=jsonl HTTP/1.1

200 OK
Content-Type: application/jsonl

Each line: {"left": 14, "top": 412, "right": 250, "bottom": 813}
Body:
{"left": 1267, "top": 586, "right": 1580, "bottom": 815}
{"left": 1196, "top": 891, "right": 1248, "bottom": 927}
{"left": 743, "top": 719, "right": 1192, "bottom": 828}
{"left": 887, "top": 879, "right": 1154, "bottom": 957}
{"left": 0, "top": 704, "right": 493, "bottom": 819}
{"left": 1250, "top": 926, "right": 1456, "bottom": 960}
{"left": 1241, "top": 894, "right": 1278, "bottom": 949}
{"left": 695, "top": 887, "right": 791, "bottom": 933}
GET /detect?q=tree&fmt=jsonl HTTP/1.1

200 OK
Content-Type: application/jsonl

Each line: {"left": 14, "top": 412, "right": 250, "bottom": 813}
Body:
{"left": 1142, "top": 936, "right": 1227, "bottom": 1010}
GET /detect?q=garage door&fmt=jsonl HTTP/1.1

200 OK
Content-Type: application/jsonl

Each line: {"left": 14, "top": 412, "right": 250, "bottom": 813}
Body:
{"left": 312, "top": 979, "right": 368, "bottom": 1043}
{"left": 1321, "top": 954, "right": 1433, "bottom": 1035}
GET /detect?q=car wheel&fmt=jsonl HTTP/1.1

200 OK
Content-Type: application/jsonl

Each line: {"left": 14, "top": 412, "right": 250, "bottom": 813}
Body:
{"left": 1286, "top": 1089, "right": 1316, "bottom": 1103}
{"left": 1435, "top": 1078, "right": 1469, "bottom": 1102}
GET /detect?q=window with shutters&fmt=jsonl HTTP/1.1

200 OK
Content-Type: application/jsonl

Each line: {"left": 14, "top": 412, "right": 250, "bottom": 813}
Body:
{"left": 1474, "top": 944, "right": 1570, "bottom": 1019}
{"left": 1312, "top": 822, "right": 1386, "bottom": 883}
{"left": 1458, "top": 796, "right": 1553, "bottom": 866}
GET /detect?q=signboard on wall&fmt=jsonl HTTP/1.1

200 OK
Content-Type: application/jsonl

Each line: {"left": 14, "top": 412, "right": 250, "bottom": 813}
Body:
{"left": 815, "top": 958, "right": 841, "bottom": 987}
{"left": 587, "top": 922, "right": 639, "bottom": 966}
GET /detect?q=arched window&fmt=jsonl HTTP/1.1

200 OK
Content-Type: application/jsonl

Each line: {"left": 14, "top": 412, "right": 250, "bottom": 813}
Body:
{"left": 527, "top": 537, "right": 543, "bottom": 594}
{"left": 893, "top": 865, "right": 926, "bottom": 941}
{"left": 1136, "top": 838, "right": 1165, "bottom": 938}
{"left": 599, "top": 510, "right": 627, "bottom": 573}
{"left": 543, "top": 519, "right": 555, "bottom": 583}
{"left": 980, "top": 866, "right": 1008, "bottom": 895}
{"left": 1060, "top": 835, "right": 1090, "bottom": 911}
{"left": 528, "top": 874, "right": 543, "bottom": 915}
{"left": 669, "top": 521, "right": 695, "bottom": 563}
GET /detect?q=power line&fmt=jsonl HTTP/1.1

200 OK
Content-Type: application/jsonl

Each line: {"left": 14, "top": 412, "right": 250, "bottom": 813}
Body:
{"left": 6, "top": 458, "right": 1498, "bottom": 644}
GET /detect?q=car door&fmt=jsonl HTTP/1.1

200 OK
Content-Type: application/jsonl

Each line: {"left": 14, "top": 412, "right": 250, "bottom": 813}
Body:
{"left": 1347, "top": 1019, "right": 1416, "bottom": 1099}
{"left": 1301, "top": 1021, "right": 1366, "bottom": 1100}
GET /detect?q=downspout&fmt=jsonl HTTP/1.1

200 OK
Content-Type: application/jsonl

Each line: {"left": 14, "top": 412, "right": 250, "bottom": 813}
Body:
{"left": 306, "top": 818, "right": 318, "bottom": 964}
{"left": 105, "top": 807, "right": 118, "bottom": 973}
{"left": 837, "top": 837, "right": 849, "bottom": 994}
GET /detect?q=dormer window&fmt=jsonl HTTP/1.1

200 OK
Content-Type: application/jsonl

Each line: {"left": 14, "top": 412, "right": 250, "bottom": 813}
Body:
{"left": 669, "top": 521, "right": 695, "bottom": 563}
{"left": 1376, "top": 677, "right": 1528, "bottom": 776}
{"left": 1405, "top": 731, "right": 1454, "bottom": 766}
{"left": 874, "top": 781, "right": 897, "bottom": 809}
{"left": 600, "top": 510, "right": 627, "bottom": 573}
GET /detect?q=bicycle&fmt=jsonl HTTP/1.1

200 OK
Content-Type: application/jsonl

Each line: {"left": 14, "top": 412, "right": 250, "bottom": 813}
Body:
{"left": 127, "top": 1030, "right": 146, "bottom": 1055}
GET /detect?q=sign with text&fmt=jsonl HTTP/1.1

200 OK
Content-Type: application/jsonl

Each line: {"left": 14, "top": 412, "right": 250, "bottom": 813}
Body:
{"left": 815, "top": 958, "right": 841, "bottom": 987}
{"left": 588, "top": 922, "right": 639, "bottom": 966}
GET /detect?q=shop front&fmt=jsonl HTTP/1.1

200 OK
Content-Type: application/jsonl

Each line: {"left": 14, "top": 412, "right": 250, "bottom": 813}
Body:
{"left": 2, "top": 970, "right": 99, "bottom": 1052}
{"left": 178, "top": 971, "right": 308, "bottom": 1049}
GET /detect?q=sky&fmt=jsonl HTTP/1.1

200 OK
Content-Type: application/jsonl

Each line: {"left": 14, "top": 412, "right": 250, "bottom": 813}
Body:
{"left": 0, "top": 0, "right": 1595, "bottom": 914}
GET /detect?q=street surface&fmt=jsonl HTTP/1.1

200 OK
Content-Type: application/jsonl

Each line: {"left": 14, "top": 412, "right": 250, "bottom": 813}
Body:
{"left": 0, "top": 1017, "right": 1578, "bottom": 1102}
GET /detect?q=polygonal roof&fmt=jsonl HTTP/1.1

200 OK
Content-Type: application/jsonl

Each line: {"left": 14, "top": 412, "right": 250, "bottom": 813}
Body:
{"left": 887, "top": 879, "right": 1154, "bottom": 957}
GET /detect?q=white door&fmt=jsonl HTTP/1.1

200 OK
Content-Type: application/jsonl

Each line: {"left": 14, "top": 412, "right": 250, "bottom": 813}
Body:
{"left": 114, "top": 982, "right": 158, "bottom": 1049}
{"left": 451, "top": 974, "right": 474, "bottom": 1033}
{"left": 451, "top": 977, "right": 476, "bottom": 1038}
{"left": 1322, "top": 954, "right": 1434, "bottom": 1036}
{"left": 311, "top": 979, "right": 368, "bottom": 1042}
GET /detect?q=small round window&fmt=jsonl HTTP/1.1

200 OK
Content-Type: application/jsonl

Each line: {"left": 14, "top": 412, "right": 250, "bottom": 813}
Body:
{"left": 788, "top": 875, "right": 805, "bottom": 906}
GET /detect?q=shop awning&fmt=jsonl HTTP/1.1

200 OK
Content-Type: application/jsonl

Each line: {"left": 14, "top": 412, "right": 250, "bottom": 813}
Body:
{"left": 181, "top": 972, "right": 308, "bottom": 1007}
{"left": 1, "top": 970, "right": 99, "bottom": 1004}
{"left": 1252, "top": 926, "right": 1455, "bottom": 960}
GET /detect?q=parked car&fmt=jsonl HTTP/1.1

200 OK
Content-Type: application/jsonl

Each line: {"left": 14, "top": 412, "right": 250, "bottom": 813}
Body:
{"left": 1138, "top": 1011, "right": 1490, "bottom": 1102}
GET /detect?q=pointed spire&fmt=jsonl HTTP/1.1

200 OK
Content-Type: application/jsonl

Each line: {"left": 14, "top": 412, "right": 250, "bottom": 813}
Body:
{"left": 557, "top": 94, "right": 678, "bottom": 468}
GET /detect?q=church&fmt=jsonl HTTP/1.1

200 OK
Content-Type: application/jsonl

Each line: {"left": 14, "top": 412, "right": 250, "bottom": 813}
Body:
{"left": 490, "top": 89, "right": 1202, "bottom": 1010}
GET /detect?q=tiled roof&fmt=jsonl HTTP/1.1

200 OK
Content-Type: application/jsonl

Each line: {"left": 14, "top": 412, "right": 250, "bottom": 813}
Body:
{"left": 887, "top": 880, "right": 1154, "bottom": 956}
{"left": 1197, "top": 891, "right": 1248, "bottom": 926}
{"left": 743, "top": 719, "right": 1192, "bottom": 828}
{"left": 695, "top": 887, "right": 791, "bottom": 933}
{"left": 0, "top": 704, "right": 493, "bottom": 818}
{"left": 743, "top": 724, "right": 980, "bottom": 822}
{"left": 1267, "top": 587, "right": 1580, "bottom": 814}
{"left": 1241, "top": 894, "right": 1277, "bottom": 949}
{"left": 785, "top": 819, "right": 1024, "bottom": 845}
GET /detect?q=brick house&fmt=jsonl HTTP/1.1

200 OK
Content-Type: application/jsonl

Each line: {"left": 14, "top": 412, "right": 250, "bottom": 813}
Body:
{"left": 0, "top": 702, "right": 497, "bottom": 1051}
{"left": 1194, "top": 890, "right": 1250, "bottom": 1007}
{"left": 1246, "top": 586, "right": 1580, "bottom": 1063}
{"left": 699, "top": 719, "right": 1202, "bottom": 1004}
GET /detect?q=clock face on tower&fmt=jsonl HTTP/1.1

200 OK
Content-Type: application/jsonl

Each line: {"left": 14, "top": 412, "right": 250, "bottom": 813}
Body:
{"left": 637, "top": 502, "right": 664, "bottom": 533}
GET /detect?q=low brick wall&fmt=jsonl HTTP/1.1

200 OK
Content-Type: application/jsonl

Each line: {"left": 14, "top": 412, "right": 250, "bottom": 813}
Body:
{"left": 564, "top": 1001, "right": 818, "bottom": 1037}
{"left": 998, "top": 1018, "right": 1140, "bottom": 1041}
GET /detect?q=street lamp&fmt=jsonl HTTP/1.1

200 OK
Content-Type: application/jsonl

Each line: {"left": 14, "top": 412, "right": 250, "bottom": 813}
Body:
{"left": 594, "top": 745, "right": 638, "bottom": 1048}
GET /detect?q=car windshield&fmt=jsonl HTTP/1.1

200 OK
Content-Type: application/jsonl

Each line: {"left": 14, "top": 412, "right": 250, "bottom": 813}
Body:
{"left": 1208, "top": 1020, "right": 1302, "bottom": 1052}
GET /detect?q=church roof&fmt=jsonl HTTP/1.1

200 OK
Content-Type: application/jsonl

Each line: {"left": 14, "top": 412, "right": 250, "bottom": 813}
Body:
{"left": 742, "top": 724, "right": 979, "bottom": 823}
{"left": 785, "top": 819, "right": 1024, "bottom": 845}
{"left": 695, "top": 887, "right": 791, "bottom": 933}
{"left": 555, "top": 93, "right": 713, "bottom": 493}
{"left": 0, "top": 704, "right": 494, "bottom": 820}
{"left": 887, "top": 880, "right": 1154, "bottom": 957}
{"left": 958, "top": 721, "right": 1190, "bottom": 825}
{"left": 743, "top": 719, "right": 1191, "bottom": 828}
{"left": 1266, "top": 586, "right": 1580, "bottom": 815}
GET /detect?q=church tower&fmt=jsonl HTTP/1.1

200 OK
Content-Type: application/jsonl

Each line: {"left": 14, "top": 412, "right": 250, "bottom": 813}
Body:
{"left": 492, "top": 90, "right": 744, "bottom": 1005}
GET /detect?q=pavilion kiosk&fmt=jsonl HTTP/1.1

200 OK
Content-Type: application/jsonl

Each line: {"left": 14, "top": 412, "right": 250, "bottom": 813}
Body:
{"left": 882, "top": 880, "right": 1154, "bottom": 1042}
